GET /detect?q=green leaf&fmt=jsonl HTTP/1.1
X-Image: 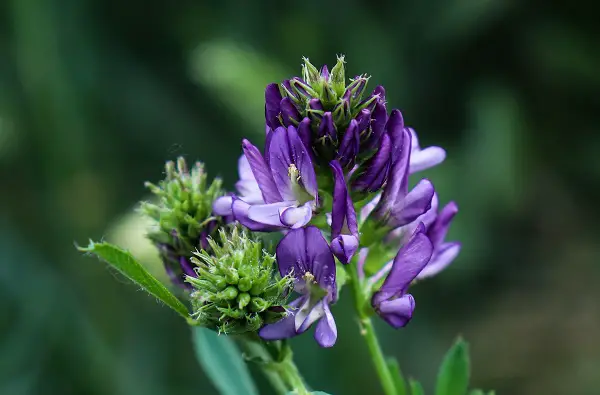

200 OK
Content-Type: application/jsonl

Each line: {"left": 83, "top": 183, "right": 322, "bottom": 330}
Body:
{"left": 409, "top": 379, "right": 425, "bottom": 395}
{"left": 387, "top": 357, "right": 408, "bottom": 395}
{"left": 468, "top": 391, "right": 484, "bottom": 395}
{"left": 193, "top": 327, "right": 258, "bottom": 395}
{"left": 78, "top": 241, "right": 189, "bottom": 319}
{"left": 435, "top": 337, "right": 470, "bottom": 395}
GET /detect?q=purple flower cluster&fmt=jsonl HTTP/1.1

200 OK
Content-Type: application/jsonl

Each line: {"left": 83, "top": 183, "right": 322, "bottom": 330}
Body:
{"left": 213, "top": 57, "right": 460, "bottom": 347}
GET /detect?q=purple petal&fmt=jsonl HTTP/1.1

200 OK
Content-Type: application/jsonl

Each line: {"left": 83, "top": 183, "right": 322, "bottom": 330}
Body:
{"left": 247, "top": 202, "right": 292, "bottom": 227}
{"left": 416, "top": 242, "right": 461, "bottom": 280}
{"left": 276, "top": 226, "right": 336, "bottom": 293}
{"left": 318, "top": 112, "right": 336, "bottom": 141}
{"left": 237, "top": 154, "right": 253, "bottom": 180}
{"left": 213, "top": 195, "right": 233, "bottom": 216}
{"left": 242, "top": 139, "right": 282, "bottom": 204}
{"left": 330, "top": 160, "right": 359, "bottom": 263}
{"left": 268, "top": 126, "right": 318, "bottom": 200}
{"left": 353, "top": 133, "right": 392, "bottom": 193}
{"left": 407, "top": 128, "right": 446, "bottom": 173}
{"left": 265, "top": 83, "right": 282, "bottom": 129}
{"left": 232, "top": 199, "right": 280, "bottom": 231}
{"left": 320, "top": 65, "right": 330, "bottom": 80}
{"left": 279, "top": 202, "right": 313, "bottom": 229}
{"left": 179, "top": 257, "right": 196, "bottom": 277}
{"left": 373, "top": 85, "right": 386, "bottom": 102}
{"left": 372, "top": 224, "right": 433, "bottom": 306}
{"left": 337, "top": 120, "right": 360, "bottom": 167}
{"left": 364, "top": 101, "right": 388, "bottom": 150}
{"left": 297, "top": 117, "right": 313, "bottom": 154}
{"left": 377, "top": 294, "right": 415, "bottom": 328}
{"left": 356, "top": 109, "right": 371, "bottom": 134}
{"left": 314, "top": 302, "right": 337, "bottom": 347}
{"left": 427, "top": 202, "right": 458, "bottom": 248}
{"left": 389, "top": 179, "right": 435, "bottom": 227}
{"left": 280, "top": 97, "right": 300, "bottom": 127}
{"left": 259, "top": 296, "right": 305, "bottom": 341}
{"left": 373, "top": 125, "right": 410, "bottom": 219}
{"left": 331, "top": 235, "right": 359, "bottom": 265}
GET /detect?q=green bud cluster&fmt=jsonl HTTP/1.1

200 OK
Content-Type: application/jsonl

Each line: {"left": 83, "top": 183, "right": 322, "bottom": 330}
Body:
{"left": 187, "top": 227, "right": 293, "bottom": 334}
{"left": 285, "top": 56, "right": 379, "bottom": 132}
{"left": 140, "top": 157, "right": 224, "bottom": 271}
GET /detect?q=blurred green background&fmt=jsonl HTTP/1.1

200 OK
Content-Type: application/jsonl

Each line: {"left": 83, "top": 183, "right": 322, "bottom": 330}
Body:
{"left": 1, "top": 1, "right": 599, "bottom": 394}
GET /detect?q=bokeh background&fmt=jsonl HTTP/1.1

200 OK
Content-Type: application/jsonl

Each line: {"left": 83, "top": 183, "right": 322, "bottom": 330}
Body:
{"left": 1, "top": 1, "right": 599, "bottom": 394}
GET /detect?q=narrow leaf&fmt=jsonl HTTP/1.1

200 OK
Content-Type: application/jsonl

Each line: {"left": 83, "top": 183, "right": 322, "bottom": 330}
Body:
{"left": 79, "top": 241, "right": 189, "bottom": 319}
{"left": 387, "top": 357, "right": 408, "bottom": 395}
{"left": 468, "top": 391, "right": 484, "bottom": 395}
{"left": 409, "top": 379, "right": 425, "bottom": 395}
{"left": 193, "top": 327, "right": 258, "bottom": 395}
{"left": 435, "top": 337, "right": 470, "bottom": 395}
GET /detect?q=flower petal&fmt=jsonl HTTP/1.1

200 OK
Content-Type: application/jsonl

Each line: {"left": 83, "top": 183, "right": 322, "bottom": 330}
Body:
{"left": 373, "top": 121, "right": 410, "bottom": 219}
{"left": 268, "top": 126, "right": 318, "bottom": 200}
{"left": 297, "top": 117, "right": 313, "bottom": 155}
{"left": 330, "top": 160, "right": 359, "bottom": 263}
{"left": 330, "top": 234, "right": 359, "bottom": 265}
{"left": 258, "top": 296, "right": 305, "bottom": 341}
{"left": 389, "top": 179, "right": 435, "bottom": 227}
{"left": 247, "top": 202, "right": 293, "bottom": 227}
{"left": 280, "top": 97, "right": 300, "bottom": 127}
{"left": 242, "top": 139, "right": 282, "bottom": 204}
{"left": 428, "top": 202, "right": 458, "bottom": 248}
{"left": 416, "top": 242, "right": 461, "bottom": 280}
{"left": 212, "top": 195, "right": 233, "bottom": 216}
{"left": 407, "top": 128, "right": 446, "bottom": 174}
{"left": 279, "top": 202, "right": 313, "bottom": 229}
{"left": 377, "top": 294, "right": 415, "bottom": 328}
{"left": 337, "top": 120, "right": 360, "bottom": 167}
{"left": 353, "top": 133, "right": 392, "bottom": 193}
{"left": 232, "top": 199, "right": 279, "bottom": 231}
{"left": 265, "top": 83, "right": 282, "bottom": 129}
{"left": 276, "top": 226, "right": 336, "bottom": 293}
{"left": 372, "top": 224, "right": 433, "bottom": 306}
{"left": 314, "top": 302, "right": 337, "bottom": 347}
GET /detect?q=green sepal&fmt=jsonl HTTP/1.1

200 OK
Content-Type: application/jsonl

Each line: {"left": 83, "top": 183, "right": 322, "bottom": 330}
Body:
{"left": 78, "top": 241, "right": 190, "bottom": 321}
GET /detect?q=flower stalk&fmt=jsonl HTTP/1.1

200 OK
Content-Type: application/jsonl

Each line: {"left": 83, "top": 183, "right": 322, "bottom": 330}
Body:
{"left": 348, "top": 258, "right": 398, "bottom": 395}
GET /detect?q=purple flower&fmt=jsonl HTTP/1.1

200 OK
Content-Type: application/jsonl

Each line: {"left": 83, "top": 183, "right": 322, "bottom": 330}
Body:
{"left": 337, "top": 119, "right": 360, "bottom": 167}
{"left": 259, "top": 226, "right": 338, "bottom": 347}
{"left": 352, "top": 133, "right": 392, "bottom": 193}
{"left": 265, "top": 83, "right": 283, "bottom": 130}
{"left": 416, "top": 201, "right": 460, "bottom": 280}
{"left": 372, "top": 224, "right": 433, "bottom": 328}
{"left": 407, "top": 128, "right": 446, "bottom": 174}
{"left": 232, "top": 125, "right": 318, "bottom": 231}
{"left": 373, "top": 111, "right": 435, "bottom": 228}
{"left": 213, "top": 154, "right": 264, "bottom": 217}
{"left": 329, "top": 160, "right": 359, "bottom": 264}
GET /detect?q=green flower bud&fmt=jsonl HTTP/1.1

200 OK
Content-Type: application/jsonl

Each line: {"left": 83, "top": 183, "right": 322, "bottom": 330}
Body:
{"left": 187, "top": 227, "right": 293, "bottom": 334}
{"left": 139, "top": 157, "right": 226, "bottom": 287}
{"left": 329, "top": 54, "right": 346, "bottom": 97}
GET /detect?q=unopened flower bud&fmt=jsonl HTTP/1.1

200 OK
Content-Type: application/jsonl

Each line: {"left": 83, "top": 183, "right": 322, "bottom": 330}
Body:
{"left": 140, "top": 157, "right": 226, "bottom": 288}
{"left": 280, "top": 97, "right": 301, "bottom": 126}
{"left": 188, "top": 227, "right": 292, "bottom": 334}
{"left": 330, "top": 55, "right": 346, "bottom": 97}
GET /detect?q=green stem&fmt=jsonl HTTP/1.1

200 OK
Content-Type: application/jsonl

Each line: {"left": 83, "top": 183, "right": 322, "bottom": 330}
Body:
{"left": 238, "top": 339, "right": 288, "bottom": 395}
{"left": 349, "top": 263, "right": 397, "bottom": 395}
{"left": 278, "top": 356, "right": 310, "bottom": 395}
{"left": 238, "top": 337, "right": 310, "bottom": 395}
